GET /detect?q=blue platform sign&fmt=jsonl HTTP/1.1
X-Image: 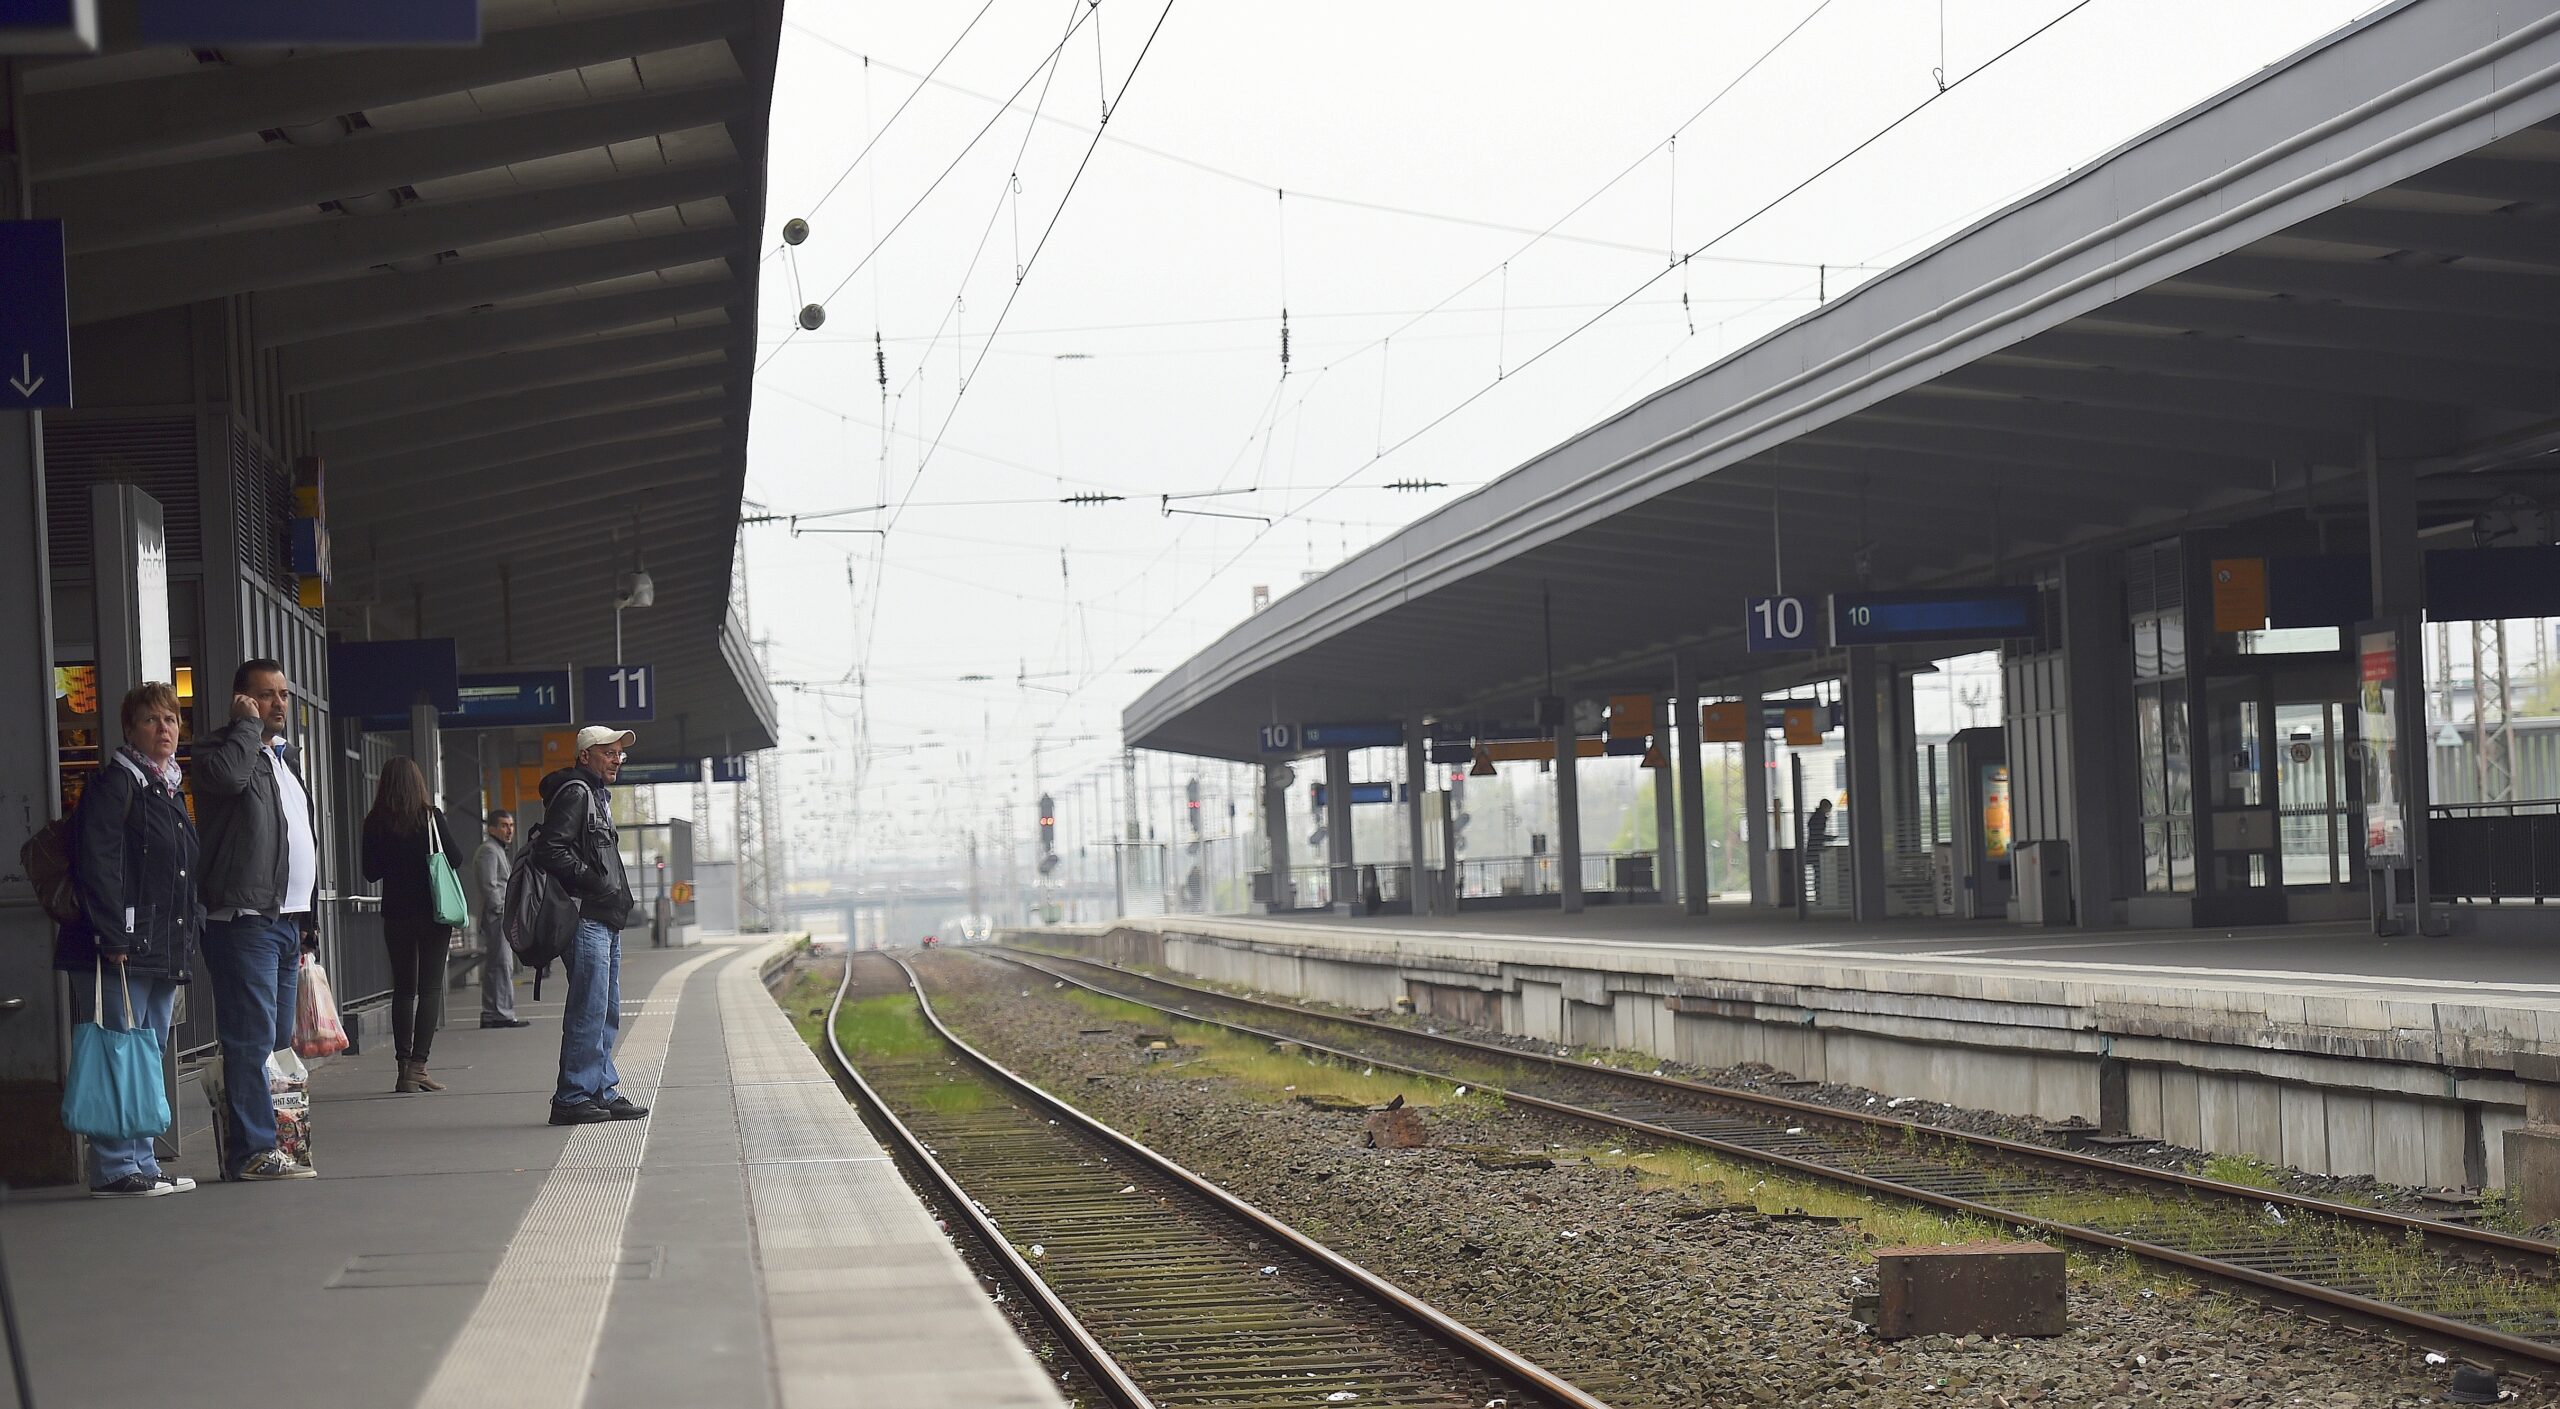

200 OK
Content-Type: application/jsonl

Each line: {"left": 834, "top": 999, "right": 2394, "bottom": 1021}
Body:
{"left": 0, "top": 0, "right": 97, "bottom": 53}
{"left": 1255, "top": 722, "right": 1299, "bottom": 756}
{"left": 358, "top": 669, "right": 572, "bottom": 732}
{"left": 582, "top": 664, "right": 656, "bottom": 723}
{"left": 1829, "top": 588, "right": 2039, "bottom": 647}
{"left": 136, "top": 0, "right": 479, "bottom": 45}
{"left": 614, "top": 759, "right": 699, "bottom": 787}
{"left": 1745, "top": 595, "right": 1815, "bottom": 652}
{"left": 1310, "top": 782, "right": 1406, "bottom": 807}
{"left": 710, "top": 755, "right": 749, "bottom": 784}
{"left": 0, "top": 221, "right": 71, "bottom": 409}
{"left": 1301, "top": 721, "right": 1402, "bottom": 750}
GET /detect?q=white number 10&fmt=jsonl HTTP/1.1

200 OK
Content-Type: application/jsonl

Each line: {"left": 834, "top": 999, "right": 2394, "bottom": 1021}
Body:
{"left": 1754, "top": 597, "right": 1805, "bottom": 641}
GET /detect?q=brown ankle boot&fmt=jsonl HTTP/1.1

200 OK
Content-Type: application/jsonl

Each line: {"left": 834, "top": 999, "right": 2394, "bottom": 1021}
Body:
{"left": 394, "top": 1059, "right": 424, "bottom": 1094}
{"left": 411, "top": 1061, "right": 446, "bottom": 1092}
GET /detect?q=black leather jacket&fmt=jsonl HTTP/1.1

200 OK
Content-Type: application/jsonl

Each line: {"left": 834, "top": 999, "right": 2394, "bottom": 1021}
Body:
{"left": 54, "top": 754, "right": 201, "bottom": 981}
{"left": 530, "top": 765, "right": 633, "bottom": 930}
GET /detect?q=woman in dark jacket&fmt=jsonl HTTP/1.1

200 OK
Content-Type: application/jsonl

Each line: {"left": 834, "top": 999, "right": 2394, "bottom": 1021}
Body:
{"left": 361, "top": 756, "right": 468, "bottom": 1094}
{"left": 55, "top": 681, "right": 202, "bottom": 1197}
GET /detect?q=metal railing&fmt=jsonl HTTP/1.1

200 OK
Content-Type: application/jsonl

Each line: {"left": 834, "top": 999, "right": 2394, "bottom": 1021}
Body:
{"left": 2430, "top": 799, "right": 2560, "bottom": 904}
{"left": 1454, "top": 851, "right": 1660, "bottom": 900}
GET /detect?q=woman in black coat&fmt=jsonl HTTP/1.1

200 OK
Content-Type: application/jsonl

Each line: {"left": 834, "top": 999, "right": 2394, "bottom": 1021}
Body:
{"left": 54, "top": 681, "right": 202, "bottom": 1197}
{"left": 361, "top": 756, "right": 469, "bottom": 1094}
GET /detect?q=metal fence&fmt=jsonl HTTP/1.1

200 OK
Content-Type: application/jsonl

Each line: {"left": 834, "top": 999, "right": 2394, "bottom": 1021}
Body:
{"left": 2431, "top": 800, "right": 2560, "bottom": 904}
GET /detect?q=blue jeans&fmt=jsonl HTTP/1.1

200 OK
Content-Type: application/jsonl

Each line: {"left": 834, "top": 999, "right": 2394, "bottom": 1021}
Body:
{"left": 67, "top": 965, "right": 178, "bottom": 1186}
{"left": 553, "top": 919, "right": 623, "bottom": 1108}
{"left": 201, "top": 914, "right": 298, "bottom": 1171}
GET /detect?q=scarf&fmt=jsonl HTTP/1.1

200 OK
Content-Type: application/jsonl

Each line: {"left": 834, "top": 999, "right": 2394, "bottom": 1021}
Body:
{"left": 118, "top": 743, "right": 182, "bottom": 795}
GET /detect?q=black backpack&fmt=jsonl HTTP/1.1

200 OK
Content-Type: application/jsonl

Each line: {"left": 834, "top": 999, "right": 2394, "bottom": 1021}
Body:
{"left": 503, "top": 782, "right": 590, "bottom": 967}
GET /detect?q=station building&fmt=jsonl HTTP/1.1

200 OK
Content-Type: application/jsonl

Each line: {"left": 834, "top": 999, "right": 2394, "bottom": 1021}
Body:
{"left": 1, "top": 3, "right": 783, "bottom": 1184}
{"left": 1126, "top": 0, "right": 2560, "bottom": 943}
{"left": 1102, "top": 0, "right": 2560, "bottom": 1203}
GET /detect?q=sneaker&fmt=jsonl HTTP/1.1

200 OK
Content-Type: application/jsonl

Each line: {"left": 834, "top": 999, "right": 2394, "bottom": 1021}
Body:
{"left": 90, "top": 1173, "right": 173, "bottom": 1199}
{"left": 549, "top": 1101, "right": 611, "bottom": 1126}
{"left": 480, "top": 1017, "right": 532, "bottom": 1029}
{"left": 602, "top": 1096, "right": 649, "bottom": 1121}
{"left": 153, "top": 1174, "right": 197, "bottom": 1193}
{"left": 235, "top": 1150, "right": 317, "bottom": 1181}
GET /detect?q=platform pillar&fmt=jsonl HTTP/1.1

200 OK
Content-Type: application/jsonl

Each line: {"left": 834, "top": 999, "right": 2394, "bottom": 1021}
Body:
{"left": 1846, "top": 647, "right": 1890, "bottom": 922}
{"left": 2365, "top": 429, "right": 2437, "bottom": 936}
{"left": 1261, "top": 762, "right": 1291, "bottom": 912}
{"left": 1741, "top": 681, "right": 1771, "bottom": 907}
{"left": 1674, "top": 657, "right": 1710, "bottom": 916}
{"left": 1554, "top": 699, "right": 1584, "bottom": 914}
{"left": 1324, "top": 747, "right": 1355, "bottom": 913}
{"left": 0, "top": 63, "right": 76, "bottom": 1184}
{"left": 1404, "top": 721, "right": 1433, "bottom": 915}
{"left": 1652, "top": 693, "right": 1678, "bottom": 905}
{"left": 2061, "top": 550, "right": 2130, "bottom": 927}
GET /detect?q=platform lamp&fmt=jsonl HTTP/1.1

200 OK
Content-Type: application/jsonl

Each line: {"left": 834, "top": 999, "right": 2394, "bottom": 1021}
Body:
{"left": 614, "top": 565, "right": 654, "bottom": 661}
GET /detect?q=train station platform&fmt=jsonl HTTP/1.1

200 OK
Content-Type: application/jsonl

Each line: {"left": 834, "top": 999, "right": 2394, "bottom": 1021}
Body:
{"left": 0, "top": 938, "right": 1065, "bottom": 1409}
{"left": 1037, "top": 911, "right": 2560, "bottom": 1197}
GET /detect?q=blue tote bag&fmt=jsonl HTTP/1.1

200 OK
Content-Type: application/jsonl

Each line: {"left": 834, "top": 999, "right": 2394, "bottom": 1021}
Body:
{"left": 61, "top": 961, "right": 171, "bottom": 1141}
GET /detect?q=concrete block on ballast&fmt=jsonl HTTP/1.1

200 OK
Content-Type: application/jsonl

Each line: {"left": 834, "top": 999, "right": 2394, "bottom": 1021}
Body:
{"left": 1861, "top": 1242, "right": 2066, "bottom": 1340}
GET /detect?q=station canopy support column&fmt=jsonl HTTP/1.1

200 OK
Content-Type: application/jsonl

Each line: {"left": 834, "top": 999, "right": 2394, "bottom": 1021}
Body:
{"left": 1403, "top": 721, "right": 1433, "bottom": 916}
{"left": 1846, "top": 648, "right": 1890, "bottom": 922}
{"left": 1740, "top": 681, "right": 1771, "bottom": 907}
{"left": 1554, "top": 698, "right": 1584, "bottom": 915}
{"left": 1324, "top": 746, "right": 1354, "bottom": 914}
{"left": 2061, "top": 551, "right": 2131, "bottom": 928}
{"left": 1261, "top": 761, "right": 1290, "bottom": 913}
{"left": 2366, "top": 427, "right": 2436, "bottom": 937}
{"left": 1674, "top": 656, "right": 1710, "bottom": 917}
{"left": 1653, "top": 693, "right": 1678, "bottom": 905}
{"left": 0, "top": 66, "right": 73, "bottom": 1184}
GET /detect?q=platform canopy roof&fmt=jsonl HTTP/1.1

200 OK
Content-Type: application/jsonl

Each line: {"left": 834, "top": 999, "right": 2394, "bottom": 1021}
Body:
{"left": 21, "top": 0, "right": 782, "bottom": 754}
{"left": 1128, "top": 0, "right": 2560, "bottom": 763}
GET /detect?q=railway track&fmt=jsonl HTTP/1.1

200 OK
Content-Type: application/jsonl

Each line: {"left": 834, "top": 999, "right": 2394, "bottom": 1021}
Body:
{"left": 994, "top": 944, "right": 2560, "bottom": 1374}
{"left": 821, "top": 949, "right": 1612, "bottom": 1409}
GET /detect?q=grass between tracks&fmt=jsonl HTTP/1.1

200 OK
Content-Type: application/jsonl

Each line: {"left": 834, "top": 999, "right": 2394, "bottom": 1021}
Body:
{"left": 1054, "top": 986, "right": 1503, "bottom": 1112}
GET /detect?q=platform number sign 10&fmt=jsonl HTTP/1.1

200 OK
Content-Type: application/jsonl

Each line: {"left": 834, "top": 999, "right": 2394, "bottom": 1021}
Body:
{"left": 1746, "top": 595, "right": 1814, "bottom": 653}
{"left": 1257, "top": 722, "right": 1298, "bottom": 756}
{"left": 581, "top": 663, "right": 657, "bottom": 722}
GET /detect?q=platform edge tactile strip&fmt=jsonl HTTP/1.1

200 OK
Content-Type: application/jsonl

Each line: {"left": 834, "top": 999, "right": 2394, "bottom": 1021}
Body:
{"left": 718, "top": 947, "right": 1070, "bottom": 1409}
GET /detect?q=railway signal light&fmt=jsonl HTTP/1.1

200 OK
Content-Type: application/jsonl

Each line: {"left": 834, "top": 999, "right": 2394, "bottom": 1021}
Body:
{"left": 1038, "top": 793, "right": 1056, "bottom": 851}
{"left": 1186, "top": 776, "right": 1202, "bottom": 835}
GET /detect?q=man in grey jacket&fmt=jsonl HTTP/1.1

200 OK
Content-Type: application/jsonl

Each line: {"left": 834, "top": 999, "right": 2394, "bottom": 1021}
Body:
{"left": 474, "top": 810, "right": 529, "bottom": 1028}
{"left": 193, "top": 659, "right": 321, "bottom": 1181}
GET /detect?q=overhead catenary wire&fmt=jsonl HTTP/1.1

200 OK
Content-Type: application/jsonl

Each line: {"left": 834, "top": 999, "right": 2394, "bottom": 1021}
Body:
{"left": 1032, "top": 0, "right": 2102, "bottom": 730}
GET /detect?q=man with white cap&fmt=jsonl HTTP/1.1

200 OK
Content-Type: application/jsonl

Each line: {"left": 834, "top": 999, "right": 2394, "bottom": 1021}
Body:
{"left": 527, "top": 725, "right": 646, "bottom": 1125}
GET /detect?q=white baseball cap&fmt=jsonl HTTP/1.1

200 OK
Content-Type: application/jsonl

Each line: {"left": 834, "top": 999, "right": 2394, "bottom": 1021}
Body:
{"left": 576, "top": 725, "right": 636, "bottom": 753}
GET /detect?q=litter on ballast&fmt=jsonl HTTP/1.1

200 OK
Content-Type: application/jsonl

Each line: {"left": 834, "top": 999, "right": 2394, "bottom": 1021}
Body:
{"left": 1258, "top": 1265, "right": 1279, "bottom": 1276}
{"left": 1120, "top": 1185, "right": 1138, "bottom": 1194}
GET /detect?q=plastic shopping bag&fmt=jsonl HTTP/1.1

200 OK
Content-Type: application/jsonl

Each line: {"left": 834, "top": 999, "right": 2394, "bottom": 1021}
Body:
{"left": 268, "top": 1048, "right": 314, "bottom": 1170}
{"left": 61, "top": 962, "right": 171, "bottom": 1140}
{"left": 294, "top": 956, "right": 349, "bottom": 1057}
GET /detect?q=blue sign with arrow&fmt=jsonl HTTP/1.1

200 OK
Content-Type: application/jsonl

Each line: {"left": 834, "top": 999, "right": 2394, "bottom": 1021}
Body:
{"left": 0, "top": 221, "right": 71, "bottom": 409}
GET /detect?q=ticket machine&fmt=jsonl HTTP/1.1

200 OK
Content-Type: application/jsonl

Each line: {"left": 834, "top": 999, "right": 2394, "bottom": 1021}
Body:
{"left": 1947, "top": 727, "right": 2011, "bottom": 920}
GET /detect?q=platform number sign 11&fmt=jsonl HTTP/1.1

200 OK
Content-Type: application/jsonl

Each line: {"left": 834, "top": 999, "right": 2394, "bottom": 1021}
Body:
{"left": 581, "top": 663, "right": 656, "bottom": 723}
{"left": 1746, "top": 595, "right": 1815, "bottom": 653}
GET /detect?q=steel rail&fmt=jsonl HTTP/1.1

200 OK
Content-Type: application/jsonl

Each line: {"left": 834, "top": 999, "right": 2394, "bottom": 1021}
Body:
{"left": 849, "top": 950, "right": 1614, "bottom": 1409}
{"left": 820, "top": 951, "right": 1156, "bottom": 1409}
{"left": 998, "top": 946, "right": 2560, "bottom": 1370}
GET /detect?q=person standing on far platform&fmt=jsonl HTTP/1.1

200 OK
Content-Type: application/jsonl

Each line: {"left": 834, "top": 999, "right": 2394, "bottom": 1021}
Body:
{"left": 193, "top": 659, "right": 321, "bottom": 1181}
{"left": 56, "top": 682, "right": 203, "bottom": 1197}
{"left": 1806, "top": 797, "right": 1835, "bottom": 848}
{"left": 362, "top": 757, "right": 471, "bottom": 1094}
{"left": 529, "top": 726, "right": 647, "bottom": 1127}
{"left": 474, "top": 808, "right": 530, "bottom": 1029}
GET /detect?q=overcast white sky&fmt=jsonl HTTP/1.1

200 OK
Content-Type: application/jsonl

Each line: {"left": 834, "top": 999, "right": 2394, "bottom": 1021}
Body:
{"left": 732, "top": 0, "right": 2383, "bottom": 871}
